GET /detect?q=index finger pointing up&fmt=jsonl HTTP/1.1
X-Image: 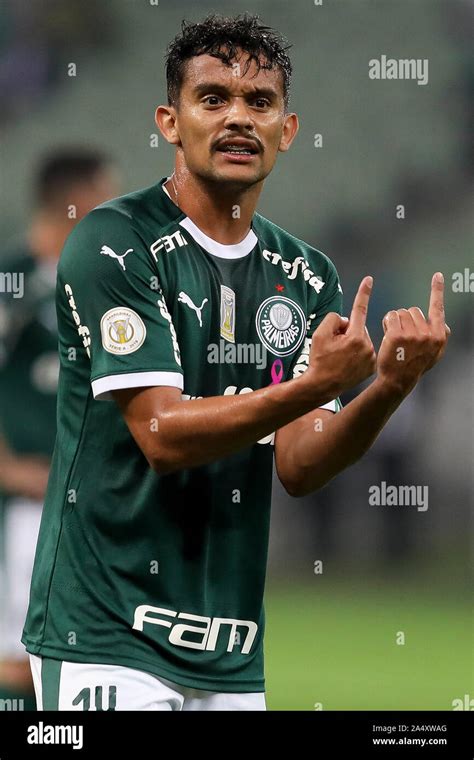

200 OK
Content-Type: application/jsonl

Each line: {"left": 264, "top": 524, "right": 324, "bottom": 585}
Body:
{"left": 428, "top": 272, "right": 445, "bottom": 329}
{"left": 347, "top": 276, "right": 373, "bottom": 333}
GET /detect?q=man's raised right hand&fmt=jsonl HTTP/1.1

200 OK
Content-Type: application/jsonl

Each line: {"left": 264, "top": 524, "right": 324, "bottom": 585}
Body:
{"left": 306, "top": 276, "right": 377, "bottom": 402}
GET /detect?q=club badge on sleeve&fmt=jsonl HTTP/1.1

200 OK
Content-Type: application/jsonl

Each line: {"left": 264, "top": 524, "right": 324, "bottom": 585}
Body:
{"left": 100, "top": 307, "right": 146, "bottom": 354}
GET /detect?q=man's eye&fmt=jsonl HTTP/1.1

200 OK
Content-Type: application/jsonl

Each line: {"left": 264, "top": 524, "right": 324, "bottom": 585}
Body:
{"left": 254, "top": 99, "right": 270, "bottom": 108}
{"left": 203, "top": 95, "right": 222, "bottom": 106}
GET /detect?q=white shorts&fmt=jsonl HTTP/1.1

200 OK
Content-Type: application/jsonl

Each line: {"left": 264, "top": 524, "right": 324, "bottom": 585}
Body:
{"left": 29, "top": 655, "right": 266, "bottom": 711}
{"left": 1, "top": 498, "right": 42, "bottom": 658}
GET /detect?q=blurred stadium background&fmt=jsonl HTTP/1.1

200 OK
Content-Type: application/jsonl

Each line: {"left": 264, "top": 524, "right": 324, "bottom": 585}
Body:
{"left": 0, "top": 0, "right": 472, "bottom": 710}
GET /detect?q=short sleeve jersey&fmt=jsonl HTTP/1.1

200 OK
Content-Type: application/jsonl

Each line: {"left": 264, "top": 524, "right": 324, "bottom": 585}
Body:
{"left": 22, "top": 177, "right": 343, "bottom": 693}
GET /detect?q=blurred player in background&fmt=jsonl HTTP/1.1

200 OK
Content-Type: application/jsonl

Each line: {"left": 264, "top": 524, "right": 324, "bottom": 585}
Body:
{"left": 0, "top": 149, "right": 119, "bottom": 708}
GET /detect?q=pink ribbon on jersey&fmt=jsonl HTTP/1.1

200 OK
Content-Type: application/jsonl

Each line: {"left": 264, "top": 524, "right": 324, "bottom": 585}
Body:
{"left": 270, "top": 359, "right": 284, "bottom": 385}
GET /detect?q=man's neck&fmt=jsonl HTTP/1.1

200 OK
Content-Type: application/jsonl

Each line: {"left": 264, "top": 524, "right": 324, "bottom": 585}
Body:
{"left": 28, "top": 212, "right": 75, "bottom": 263}
{"left": 164, "top": 165, "right": 263, "bottom": 245}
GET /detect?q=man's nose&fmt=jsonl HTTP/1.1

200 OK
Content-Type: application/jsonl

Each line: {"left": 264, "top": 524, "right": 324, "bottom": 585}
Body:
{"left": 223, "top": 98, "right": 254, "bottom": 130}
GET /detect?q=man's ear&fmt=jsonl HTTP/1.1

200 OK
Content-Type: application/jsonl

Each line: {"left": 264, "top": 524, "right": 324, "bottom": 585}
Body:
{"left": 155, "top": 105, "right": 181, "bottom": 147}
{"left": 278, "top": 112, "right": 299, "bottom": 153}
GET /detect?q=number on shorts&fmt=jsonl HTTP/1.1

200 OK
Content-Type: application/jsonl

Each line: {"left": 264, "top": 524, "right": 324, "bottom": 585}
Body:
{"left": 72, "top": 685, "right": 117, "bottom": 711}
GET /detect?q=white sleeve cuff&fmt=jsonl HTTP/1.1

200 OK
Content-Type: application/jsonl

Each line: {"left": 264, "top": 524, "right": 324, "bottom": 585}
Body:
{"left": 91, "top": 371, "right": 184, "bottom": 401}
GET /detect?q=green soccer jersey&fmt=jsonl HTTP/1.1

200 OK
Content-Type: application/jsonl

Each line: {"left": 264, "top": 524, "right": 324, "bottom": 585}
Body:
{"left": 0, "top": 243, "right": 58, "bottom": 460}
{"left": 22, "top": 177, "right": 343, "bottom": 693}
{"left": 0, "top": 243, "right": 58, "bottom": 570}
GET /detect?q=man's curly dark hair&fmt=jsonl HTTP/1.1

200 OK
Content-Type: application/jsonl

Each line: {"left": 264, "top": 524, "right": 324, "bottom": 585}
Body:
{"left": 165, "top": 13, "right": 293, "bottom": 111}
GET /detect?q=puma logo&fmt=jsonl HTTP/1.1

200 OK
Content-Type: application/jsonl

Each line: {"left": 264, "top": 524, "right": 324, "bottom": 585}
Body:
{"left": 178, "top": 291, "right": 208, "bottom": 327}
{"left": 100, "top": 245, "right": 134, "bottom": 271}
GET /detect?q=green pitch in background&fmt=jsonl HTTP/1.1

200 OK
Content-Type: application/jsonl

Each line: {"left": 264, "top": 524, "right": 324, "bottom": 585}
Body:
{"left": 265, "top": 575, "right": 472, "bottom": 711}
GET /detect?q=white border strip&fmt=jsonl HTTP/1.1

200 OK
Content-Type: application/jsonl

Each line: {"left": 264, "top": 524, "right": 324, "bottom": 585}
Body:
{"left": 91, "top": 371, "right": 184, "bottom": 401}
{"left": 179, "top": 216, "right": 258, "bottom": 259}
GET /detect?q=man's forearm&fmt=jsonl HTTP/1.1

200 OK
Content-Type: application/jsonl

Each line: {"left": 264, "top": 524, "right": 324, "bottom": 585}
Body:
{"left": 117, "top": 284, "right": 378, "bottom": 475}
{"left": 133, "top": 375, "right": 337, "bottom": 474}
{"left": 278, "top": 378, "right": 407, "bottom": 496}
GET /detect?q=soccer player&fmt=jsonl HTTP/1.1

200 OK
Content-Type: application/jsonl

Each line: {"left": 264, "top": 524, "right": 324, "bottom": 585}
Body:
{"left": 22, "top": 14, "right": 449, "bottom": 711}
{"left": 0, "top": 149, "right": 119, "bottom": 709}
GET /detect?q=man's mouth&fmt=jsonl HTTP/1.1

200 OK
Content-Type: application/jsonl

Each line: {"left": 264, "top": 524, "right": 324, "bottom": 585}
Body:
{"left": 216, "top": 139, "right": 259, "bottom": 156}
{"left": 218, "top": 146, "right": 256, "bottom": 155}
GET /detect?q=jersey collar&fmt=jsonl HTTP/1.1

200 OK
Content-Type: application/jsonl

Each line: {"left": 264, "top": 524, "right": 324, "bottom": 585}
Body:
{"left": 161, "top": 177, "right": 258, "bottom": 260}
